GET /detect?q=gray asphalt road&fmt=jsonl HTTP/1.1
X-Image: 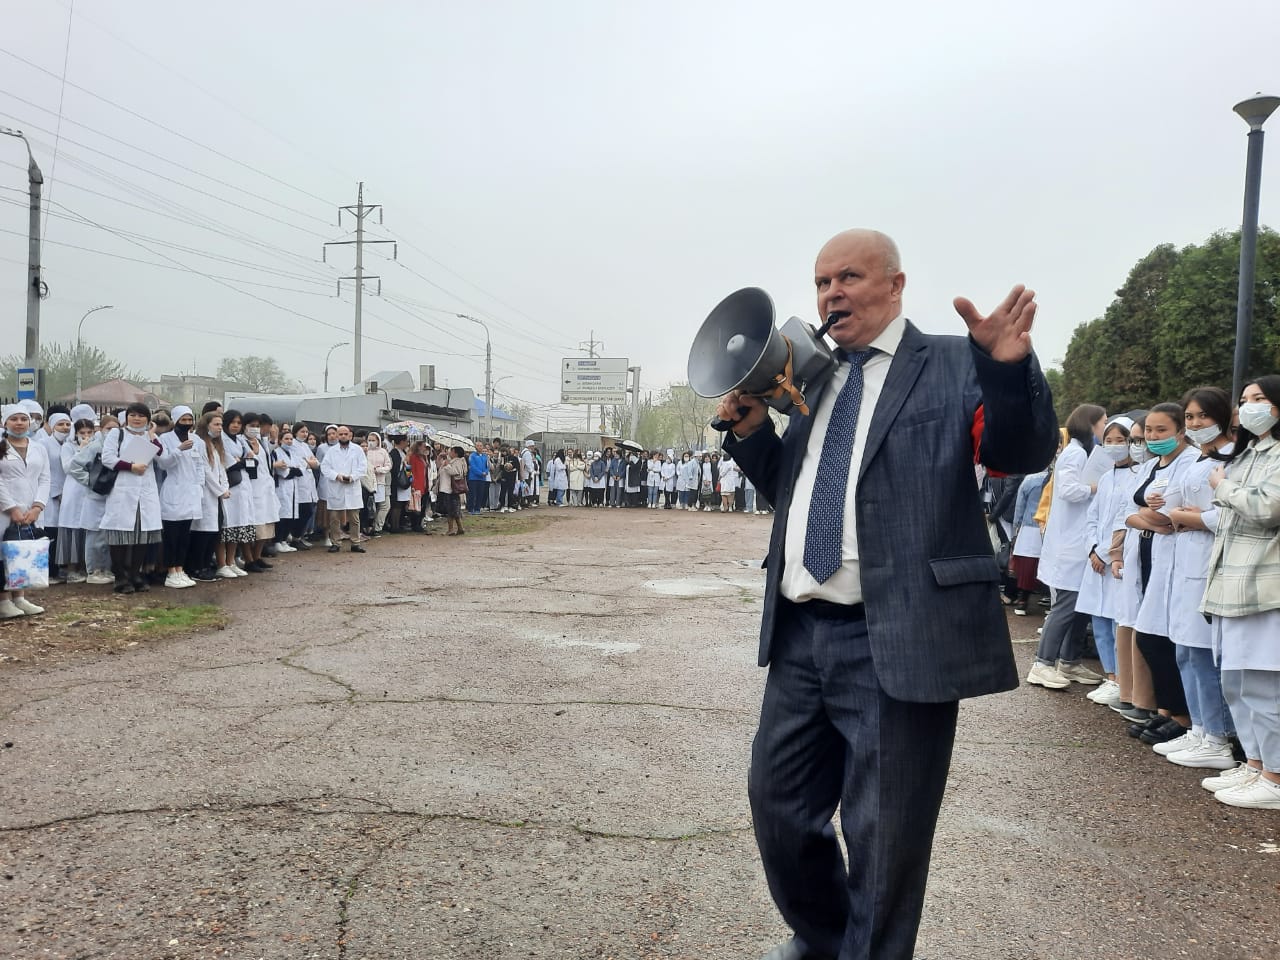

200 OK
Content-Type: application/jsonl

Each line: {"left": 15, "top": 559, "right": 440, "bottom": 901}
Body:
{"left": 1, "top": 508, "right": 1276, "bottom": 960}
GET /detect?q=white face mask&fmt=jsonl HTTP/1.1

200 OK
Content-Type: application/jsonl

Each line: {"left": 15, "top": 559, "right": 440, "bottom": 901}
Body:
{"left": 245, "top": 426, "right": 261, "bottom": 439}
{"left": 1129, "top": 442, "right": 1150, "bottom": 463}
{"left": 126, "top": 422, "right": 148, "bottom": 434}
{"left": 1185, "top": 424, "right": 1222, "bottom": 446}
{"left": 1101, "top": 443, "right": 1129, "bottom": 462}
{"left": 53, "top": 430, "right": 69, "bottom": 444}
{"left": 1240, "top": 402, "right": 1279, "bottom": 437}
{"left": 210, "top": 428, "right": 222, "bottom": 438}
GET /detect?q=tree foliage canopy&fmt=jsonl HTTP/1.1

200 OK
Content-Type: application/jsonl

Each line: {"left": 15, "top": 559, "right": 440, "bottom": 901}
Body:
{"left": 0, "top": 341, "right": 142, "bottom": 401}
{"left": 216, "top": 356, "right": 303, "bottom": 394}
{"left": 1058, "top": 229, "right": 1280, "bottom": 412}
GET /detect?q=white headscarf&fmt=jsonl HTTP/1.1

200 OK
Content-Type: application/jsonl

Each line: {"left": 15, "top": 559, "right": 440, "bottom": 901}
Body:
{"left": 70, "top": 403, "right": 96, "bottom": 423}
{"left": 47, "top": 413, "right": 71, "bottom": 428}
{"left": 171, "top": 405, "right": 194, "bottom": 423}
{"left": 18, "top": 399, "right": 42, "bottom": 417}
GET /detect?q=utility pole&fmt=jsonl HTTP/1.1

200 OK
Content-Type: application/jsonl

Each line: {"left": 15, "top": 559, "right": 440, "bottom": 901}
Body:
{"left": 323, "top": 182, "right": 396, "bottom": 387}
{"left": 1, "top": 127, "right": 44, "bottom": 388}
{"left": 577, "top": 330, "right": 603, "bottom": 432}
{"left": 628, "top": 365, "right": 641, "bottom": 440}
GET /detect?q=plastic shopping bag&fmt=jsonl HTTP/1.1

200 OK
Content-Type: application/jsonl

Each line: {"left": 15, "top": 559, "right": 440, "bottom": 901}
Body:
{"left": 2, "top": 528, "right": 51, "bottom": 591}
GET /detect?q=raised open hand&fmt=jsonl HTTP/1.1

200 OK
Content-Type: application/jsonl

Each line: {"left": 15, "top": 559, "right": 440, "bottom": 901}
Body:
{"left": 953, "top": 284, "right": 1037, "bottom": 364}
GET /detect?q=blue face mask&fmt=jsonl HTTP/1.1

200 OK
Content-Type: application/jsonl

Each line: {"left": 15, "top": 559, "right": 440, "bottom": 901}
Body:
{"left": 1146, "top": 436, "right": 1179, "bottom": 456}
{"left": 5, "top": 428, "right": 28, "bottom": 440}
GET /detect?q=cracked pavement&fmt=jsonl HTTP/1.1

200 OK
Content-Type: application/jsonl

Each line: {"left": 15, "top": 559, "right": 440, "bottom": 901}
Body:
{"left": 2, "top": 509, "right": 1278, "bottom": 959}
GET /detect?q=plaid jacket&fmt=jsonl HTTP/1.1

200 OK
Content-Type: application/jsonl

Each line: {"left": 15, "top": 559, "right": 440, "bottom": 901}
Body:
{"left": 1202, "top": 435, "right": 1280, "bottom": 617}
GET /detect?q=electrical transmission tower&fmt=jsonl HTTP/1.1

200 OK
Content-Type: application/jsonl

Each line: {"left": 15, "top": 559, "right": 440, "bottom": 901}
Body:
{"left": 578, "top": 330, "right": 604, "bottom": 432}
{"left": 323, "top": 182, "right": 396, "bottom": 386}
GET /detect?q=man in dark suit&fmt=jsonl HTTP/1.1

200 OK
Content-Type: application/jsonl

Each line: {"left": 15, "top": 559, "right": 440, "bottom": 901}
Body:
{"left": 717, "top": 229, "right": 1059, "bottom": 960}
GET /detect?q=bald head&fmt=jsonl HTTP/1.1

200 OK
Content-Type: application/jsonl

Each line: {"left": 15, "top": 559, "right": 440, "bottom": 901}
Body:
{"left": 818, "top": 229, "right": 901, "bottom": 277}
{"left": 813, "top": 229, "right": 906, "bottom": 349}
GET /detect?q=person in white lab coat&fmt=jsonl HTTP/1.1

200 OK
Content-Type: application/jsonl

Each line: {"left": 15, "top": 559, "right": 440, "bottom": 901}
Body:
{"left": 33, "top": 410, "right": 71, "bottom": 581}
{"left": 1158, "top": 387, "right": 1238, "bottom": 770}
{"left": 1200, "top": 375, "right": 1280, "bottom": 809}
{"left": 718, "top": 453, "right": 741, "bottom": 512}
{"left": 0, "top": 406, "right": 51, "bottom": 618}
{"left": 321, "top": 425, "right": 368, "bottom": 554}
{"left": 1127, "top": 402, "right": 1201, "bottom": 745}
{"left": 155, "top": 405, "right": 203, "bottom": 589}
{"left": 218, "top": 410, "right": 257, "bottom": 574}
{"left": 67, "top": 412, "right": 118, "bottom": 585}
{"left": 1028, "top": 403, "right": 1108, "bottom": 690}
{"left": 57, "top": 416, "right": 96, "bottom": 584}
{"left": 99, "top": 402, "right": 163, "bottom": 594}
{"left": 190, "top": 412, "right": 230, "bottom": 580}
{"left": 239, "top": 412, "right": 284, "bottom": 572}
{"left": 660, "top": 453, "right": 677, "bottom": 509}
{"left": 289, "top": 424, "right": 320, "bottom": 547}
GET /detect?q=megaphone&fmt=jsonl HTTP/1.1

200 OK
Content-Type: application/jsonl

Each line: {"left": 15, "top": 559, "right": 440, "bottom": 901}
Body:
{"left": 687, "top": 287, "right": 837, "bottom": 430}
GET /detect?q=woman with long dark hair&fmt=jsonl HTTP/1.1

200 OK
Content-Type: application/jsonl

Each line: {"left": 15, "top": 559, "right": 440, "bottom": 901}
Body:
{"left": 192, "top": 412, "right": 230, "bottom": 580}
{"left": 100, "top": 402, "right": 163, "bottom": 594}
{"left": 1201, "top": 375, "right": 1280, "bottom": 808}
{"left": 218, "top": 410, "right": 256, "bottom": 575}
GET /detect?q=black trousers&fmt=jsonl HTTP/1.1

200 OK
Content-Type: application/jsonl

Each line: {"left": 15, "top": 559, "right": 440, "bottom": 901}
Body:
{"left": 186, "top": 530, "right": 217, "bottom": 573}
{"left": 1136, "top": 631, "right": 1189, "bottom": 716}
{"left": 161, "top": 519, "right": 192, "bottom": 568}
{"left": 749, "top": 601, "right": 958, "bottom": 960}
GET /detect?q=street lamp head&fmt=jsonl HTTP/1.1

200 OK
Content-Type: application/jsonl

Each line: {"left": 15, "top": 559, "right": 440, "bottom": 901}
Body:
{"left": 1234, "top": 94, "right": 1280, "bottom": 131}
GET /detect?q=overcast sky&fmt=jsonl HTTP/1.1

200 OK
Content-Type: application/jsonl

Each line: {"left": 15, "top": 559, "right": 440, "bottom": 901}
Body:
{"left": 1, "top": 0, "right": 1277, "bottom": 426}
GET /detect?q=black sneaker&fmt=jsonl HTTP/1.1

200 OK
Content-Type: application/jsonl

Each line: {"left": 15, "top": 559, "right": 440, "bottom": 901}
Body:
{"left": 190, "top": 568, "right": 218, "bottom": 583}
{"left": 292, "top": 539, "right": 312, "bottom": 551}
{"left": 255, "top": 560, "right": 273, "bottom": 569}
{"left": 1127, "top": 715, "right": 1165, "bottom": 739}
{"left": 327, "top": 545, "right": 340, "bottom": 553}
{"left": 350, "top": 544, "right": 366, "bottom": 554}
{"left": 1140, "top": 719, "right": 1189, "bottom": 746}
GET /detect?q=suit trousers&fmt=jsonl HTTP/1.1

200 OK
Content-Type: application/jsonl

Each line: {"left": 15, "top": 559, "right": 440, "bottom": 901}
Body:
{"left": 748, "top": 601, "right": 958, "bottom": 960}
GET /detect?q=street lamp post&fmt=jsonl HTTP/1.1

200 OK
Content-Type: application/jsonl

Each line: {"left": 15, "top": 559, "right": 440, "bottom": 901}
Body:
{"left": 1231, "top": 94, "right": 1280, "bottom": 402}
{"left": 1, "top": 126, "right": 44, "bottom": 380}
{"left": 491, "top": 375, "right": 514, "bottom": 440}
{"left": 458, "top": 314, "right": 492, "bottom": 440}
{"left": 324, "top": 341, "right": 350, "bottom": 392}
{"left": 75, "top": 304, "right": 114, "bottom": 402}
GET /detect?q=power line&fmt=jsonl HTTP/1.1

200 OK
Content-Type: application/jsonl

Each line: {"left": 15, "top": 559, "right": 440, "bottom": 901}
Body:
{"left": 43, "top": 0, "right": 75, "bottom": 239}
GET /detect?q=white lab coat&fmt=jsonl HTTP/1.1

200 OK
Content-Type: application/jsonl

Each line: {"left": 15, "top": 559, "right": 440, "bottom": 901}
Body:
{"left": 0, "top": 440, "right": 51, "bottom": 539}
{"left": 1036, "top": 440, "right": 1094, "bottom": 592}
{"left": 59, "top": 439, "right": 89, "bottom": 530}
{"left": 35, "top": 431, "right": 67, "bottom": 527}
{"left": 661, "top": 460, "right": 676, "bottom": 492}
{"left": 719, "top": 458, "right": 740, "bottom": 493}
{"left": 247, "top": 436, "right": 283, "bottom": 526}
{"left": 321, "top": 442, "right": 368, "bottom": 510}
{"left": 156, "top": 431, "right": 206, "bottom": 522}
{"left": 69, "top": 433, "right": 108, "bottom": 530}
{"left": 193, "top": 442, "right": 229, "bottom": 535}
{"left": 1076, "top": 462, "right": 1143, "bottom": 619}
{"left": 99, "top": 428, "right": 163, "bottom": 532}
{"left": 1168, "top": 448, "right": 1232, "bottom": 649}
{"left": 1132, "top": 445, "right": 1202, "bottom": 638}
{"left": 220, "top": 434, "right": 257, "bottom": 529}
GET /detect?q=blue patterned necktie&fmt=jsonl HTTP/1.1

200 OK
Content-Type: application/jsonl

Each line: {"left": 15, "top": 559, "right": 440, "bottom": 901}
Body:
{"left": 803, "top": 348, "right": 873, "bottom": 583}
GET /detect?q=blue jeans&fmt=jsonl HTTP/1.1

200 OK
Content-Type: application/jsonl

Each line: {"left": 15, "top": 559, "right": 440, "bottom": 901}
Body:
{"left": 1090, "top": 616, "right": 1117, "bottom": 676}
{"left": 744, "top": 488, "right": 756, "bottom": 512}
{"left": 1176, "top": 644, "right": 1235, "bottom": 738}
{"left": 646, "top": 485, "right": 660, "bottom": 506}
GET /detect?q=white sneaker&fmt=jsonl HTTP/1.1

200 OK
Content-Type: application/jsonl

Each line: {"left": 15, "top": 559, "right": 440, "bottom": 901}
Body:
{"left": 1168, "top": 738, "right": 1238, "bottom": 770}
{"left": 65, "top": 569, "right": 88, "bottom": 584}
{"left": 324, "top": 538, "right": 333, "bottom": 548}
{"left": 1200, "top": 763, "right": 1257, "bottom": 793}
{"left": 1086, "top": 679, "right": 1121, "bottom": 704}
{"left": 233, "top": 565, "right": 248, "bottom": 577}
{"left": 1216, "top": 773, "right": 1280, "bottom": 809}
{"left": 1026, "top": 662, "right": 1070, "bottom": 689}
{"left": 1153, "top": 729, "right": 1200, "bottom": 756}
{"left": 0, "top": 599, "right": 25, "bottom": 618}
{"left": 275, "top": 542, "right": 297, "bottom": 553}
{"left": 215, "top": 566, "right": 240, "bottom": 579}
{"left": 164, "top": 573, "right": 193, "bottom": 589}
{"left": 1056, "top": 661, "right": 1104, "bottom": 685}
{"left": 13, "top": 597, "right": 44, "bottom": 614}
{"left": 85, "top": 571, "right": 115, "bottom": 585}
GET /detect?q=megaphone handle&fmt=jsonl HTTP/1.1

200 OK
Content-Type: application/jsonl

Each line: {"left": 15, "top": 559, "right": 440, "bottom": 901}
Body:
{"left": 710, "top": 406, "right": 752, "bottom": 432}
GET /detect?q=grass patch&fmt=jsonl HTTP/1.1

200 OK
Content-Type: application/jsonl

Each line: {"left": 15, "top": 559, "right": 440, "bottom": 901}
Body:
{"left": 455, "top": 512, "right": 553, "bottom": 537}
{"left": 135, "top": 604, "right": 225, "bottom": 634}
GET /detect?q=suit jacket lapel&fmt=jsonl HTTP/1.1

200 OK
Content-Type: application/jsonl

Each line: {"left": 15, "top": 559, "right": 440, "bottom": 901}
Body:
{"left": 858, "top": 320, "right": 928, "bottom": 484}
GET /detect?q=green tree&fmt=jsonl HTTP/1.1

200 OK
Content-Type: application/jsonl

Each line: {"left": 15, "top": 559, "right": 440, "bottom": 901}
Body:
{"left": 216, "top": 356, "right": 300, "bottom": 393}
{"left": 1042, "top": 367, "right": 1068, "bottom": 424}
{"left": 1156, "top": 228, "right": 1280, "bottom": 399}
{"left": 0, "top": 341, "right": 141, "bottom": 402}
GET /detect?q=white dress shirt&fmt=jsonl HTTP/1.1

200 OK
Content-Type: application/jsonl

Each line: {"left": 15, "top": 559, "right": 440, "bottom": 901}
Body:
{"left": 780, "top": 312, "right": 906, "bottom": 604}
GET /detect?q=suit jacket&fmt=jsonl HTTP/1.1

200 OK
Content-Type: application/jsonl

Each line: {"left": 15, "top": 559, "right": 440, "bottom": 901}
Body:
{"left": 726, "top": 322, "right": 1059, "bottom": 703}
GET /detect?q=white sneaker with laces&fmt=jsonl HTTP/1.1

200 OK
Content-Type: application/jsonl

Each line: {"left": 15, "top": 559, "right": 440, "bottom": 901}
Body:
{"left": 65, "top": 570, "right": 88, "bottom": 584}
{"left": 164, "top": 573, "right": 191, "bottom": 589}
{"left": 1216, "top": 773, "right": 1280, "bottom": 809}
{"left": 215, "top": 566, "right": 240, "bottom": 579}
{"left": 1056, "top": 661, "right": 1104, "bottom": 685}
{"left": 1153, "top": 729, "right": 1200, "bottom": 756}
{"left": 1026, "top": 662, "right": 1070, "bottom": 690}
{"left": 0, "top": 599, "right": 25, "bottom": 618}
{"left": 275, "top": 542, "right": 297, "bottom": 553}
{"left": 1086, "top": 678, "right": 1120, "bottom": 703}
{"left": 13, "top": 597, "right": 44, "bottom": 614}
{"left": 1200, "top": 763, "right": 1257, "bottom": 793}
{"left": 85, "top": 571, "right": 115, "bottom": 585}
{"left": 1168, "top": 738, "right": 1237, "bottom": 770}
{"left": 232, "top": 565, "right": 248, "bottom": 577}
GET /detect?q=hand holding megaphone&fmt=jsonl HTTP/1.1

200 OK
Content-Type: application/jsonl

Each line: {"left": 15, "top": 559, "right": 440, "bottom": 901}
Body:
{"left": 714, "top": 391, "right": 769, "bottom": 437}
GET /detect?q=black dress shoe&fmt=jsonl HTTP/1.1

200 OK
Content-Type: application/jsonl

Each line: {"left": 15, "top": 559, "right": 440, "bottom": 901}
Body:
{"left": 762, "top": 938, "right": 833, "bottom": 960}
{"left": 1140, "top": 718, "right": 1188, "bottom": 745}
{"left": 327, "top": 545, "right": 340, "bottom": 553}
{"left": 349, "top": 544, "right": 366, "bottom": 553}
{"left": 1127, "top": 715, "right": 1165, "bottom": 739}
{"left": 132, "top": 578, "right": 150, "bottom": 593}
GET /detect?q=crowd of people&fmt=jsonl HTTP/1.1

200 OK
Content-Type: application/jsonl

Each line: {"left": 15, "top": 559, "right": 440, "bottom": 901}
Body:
{"left": 533, "top": 447, "right": 772, "bottom": 513}
{"left": 990, "top": 376, "right": 1280, "bottom": 812}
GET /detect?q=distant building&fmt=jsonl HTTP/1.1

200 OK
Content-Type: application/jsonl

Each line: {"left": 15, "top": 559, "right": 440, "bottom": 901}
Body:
{"left": 141, "top": 374, "right": 254, "bottom": 409}
{"left": 57, "top": 378, "right": 160, "bottom": 411}
{"left": 474, "top": 398, "right": 520, "bottom": 442}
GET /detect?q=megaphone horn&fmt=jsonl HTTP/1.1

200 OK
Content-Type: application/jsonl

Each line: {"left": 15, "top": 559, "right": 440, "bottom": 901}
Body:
{"left": 687, "top": 287, "right": 837, "bottom": 430}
